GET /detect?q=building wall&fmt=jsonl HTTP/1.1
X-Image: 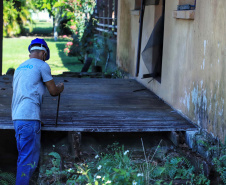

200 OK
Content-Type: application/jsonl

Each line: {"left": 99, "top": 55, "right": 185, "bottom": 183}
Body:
{"left": 117, "top": 0, "right": 226, "bottom": 140}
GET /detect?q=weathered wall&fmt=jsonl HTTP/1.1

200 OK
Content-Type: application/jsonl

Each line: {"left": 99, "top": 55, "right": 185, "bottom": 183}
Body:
{"left": 117, "top": 0, "right": 226, "bottom": 141}
{"left": 117, "top": 0, "right": 135, "bottom": 75}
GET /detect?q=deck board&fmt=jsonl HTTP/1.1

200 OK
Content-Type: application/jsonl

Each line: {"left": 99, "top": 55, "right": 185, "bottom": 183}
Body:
{"left": 0, "top": 76, "right": 197, "bottom": 132}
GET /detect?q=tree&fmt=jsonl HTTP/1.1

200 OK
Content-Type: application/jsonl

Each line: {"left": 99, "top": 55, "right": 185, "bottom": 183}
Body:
{"left": 62, "top": 0, "right": 97, "bottom": 59}
{"left": 3, "top": 0, "right": 35, "bottom": 37}
{"left": 34, "top": 0, "right": 64, "bottom": 41}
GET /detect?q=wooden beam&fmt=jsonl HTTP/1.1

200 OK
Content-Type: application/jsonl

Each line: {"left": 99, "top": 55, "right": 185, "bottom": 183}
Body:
{"left": 68, "top": 132, "right": 81, "bottom": 160}
{"left": 0, "top": 0, "right": 3, "bottom": 76}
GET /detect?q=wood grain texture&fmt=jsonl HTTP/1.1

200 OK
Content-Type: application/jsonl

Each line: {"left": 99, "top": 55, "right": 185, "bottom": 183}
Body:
{"left": 0, "top": 76, "right": 197, "bottom": 132}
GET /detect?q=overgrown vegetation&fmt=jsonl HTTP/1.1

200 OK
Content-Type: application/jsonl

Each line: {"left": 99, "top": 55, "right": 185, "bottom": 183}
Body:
{"left": 62, "top": 0, "right": 97, "bottom": 59}
{"left": 3, "top": 0, "right": 117, "bottom": 74}
{"left": 210, "top": 137, "right": 226, "bottom": 185}
{"left": 3, "top": 0, "right": 64, "bottom": 37}
{"left": 39, "top": 142, "right": 212, "bottom": 185}
{"left": 0, "top": 170, "right": 16, "bottom": 185}
{"left": 3, "top": 0, "right": 35, "bottom": 37}
{"left": 3, "top": 138, "right": 226, "bottom": 184}
{"left": 61, "top": 0, "right": 116, "bottom": 71}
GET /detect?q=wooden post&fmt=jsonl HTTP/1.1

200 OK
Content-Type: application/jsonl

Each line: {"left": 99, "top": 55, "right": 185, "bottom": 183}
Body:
{"left": 0, "top": 0, "right": 3, "bottom": 76}
{"left": 68, "top": 132, "right": 81, "bottom": 160}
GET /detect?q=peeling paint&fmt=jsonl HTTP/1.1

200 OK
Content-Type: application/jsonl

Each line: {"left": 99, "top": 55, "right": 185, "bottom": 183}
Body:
{"left": 208, "top": 102, "right": 212, "bottom": 113}
{"left": 191, "top": 85, "right": 199, "bottom": 114}
{"left": 208, "top": 90, "right": 213, "bottom": 113}
{"left": 202, "top": 90, "right": 207, "bottom": 111}
{"left": 183, "top": 91, "right": 190, "bottom": 112}
{"left": 186, "top": 93, "right": 190, "bottom": 112}
{"left": 118, "top": 0, "right": 226, "bottom": 142}
{"left": 215, "top": 101, "right": 218, "bottom": 117}
{"left": 190, "top": 82, "right": 209, "bottom": 128}
{"left": 203, "top": 59, "right": 205, "bottom": 69}
{"left": 200, "top": 80, "right": 203, "bottom": 88}
{"left": 204, "top": 40, "right": 207, "bottom": 56}
{"left": 218, "top": 98, "right": 224, "bottom": 116}
{"left": 202, "top": 40, "right": 207, "bottom": 70}
{"left": 218, "top": 106, "right": 224, "bottom": 116}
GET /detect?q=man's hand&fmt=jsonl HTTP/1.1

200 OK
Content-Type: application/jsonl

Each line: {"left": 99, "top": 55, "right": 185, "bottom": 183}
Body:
{"left": 45, "top": 80, "right": 64, "bottom": 96}
{"left": 56, "top": 82, "right": 64, "bottom": 93}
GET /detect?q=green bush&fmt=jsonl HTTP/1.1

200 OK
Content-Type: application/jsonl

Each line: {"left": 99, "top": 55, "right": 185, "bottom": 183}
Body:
{"left": 3, "top": 0, "right": 34, "bottom": 37}
{"left": 43, "top": 143, "right": 212, "bottom": 185}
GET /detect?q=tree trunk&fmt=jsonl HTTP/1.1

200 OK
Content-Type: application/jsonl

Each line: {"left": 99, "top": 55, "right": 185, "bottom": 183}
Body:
{"left": 54, "top": 21, "right": 58, "bottom": 41}
{"left": 53, "top": 8, "right": 63, "bottom": 41}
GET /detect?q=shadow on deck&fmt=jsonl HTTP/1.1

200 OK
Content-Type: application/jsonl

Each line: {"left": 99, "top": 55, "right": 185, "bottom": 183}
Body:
{"left": 0, "top": 76, "right": 197, "bottom": 132}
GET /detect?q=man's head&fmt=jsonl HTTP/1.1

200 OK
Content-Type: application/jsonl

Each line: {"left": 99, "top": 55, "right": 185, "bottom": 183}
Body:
{"left": 28, "top": 38, "right": 50, "bottom": 61}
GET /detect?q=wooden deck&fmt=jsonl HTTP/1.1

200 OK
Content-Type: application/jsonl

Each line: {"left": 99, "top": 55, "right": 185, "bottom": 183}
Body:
{"left": 0, "top": 76, "right": 197, "bottom": 132}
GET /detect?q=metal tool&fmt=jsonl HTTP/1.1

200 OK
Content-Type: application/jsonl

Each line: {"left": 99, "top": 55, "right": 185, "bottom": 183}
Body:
{"left": 55, "top": 93, "right": 61, "bottom": 127}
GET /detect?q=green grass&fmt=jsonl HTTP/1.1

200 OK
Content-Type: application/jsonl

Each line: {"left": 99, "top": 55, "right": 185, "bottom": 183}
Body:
{"left": 24, "top": 21, "right": 53, "bottom": 35}
{"left": 3, "top": 37, "right": 84, "bottom": 75}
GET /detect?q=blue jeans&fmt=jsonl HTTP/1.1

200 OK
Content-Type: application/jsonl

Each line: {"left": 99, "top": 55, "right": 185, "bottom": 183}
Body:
{"left": 14, "top": 120, "right": 41, "bottom": 185}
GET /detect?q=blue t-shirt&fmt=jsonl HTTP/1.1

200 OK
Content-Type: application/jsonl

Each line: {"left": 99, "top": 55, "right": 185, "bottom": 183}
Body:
{"left": 12, "top": 58, "right": 53, "bottom": 121}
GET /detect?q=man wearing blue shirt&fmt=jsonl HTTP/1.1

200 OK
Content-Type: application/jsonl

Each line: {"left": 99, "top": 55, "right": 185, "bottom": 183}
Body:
{"left": 12, "top": 38, "right": 64, "bottom": 185}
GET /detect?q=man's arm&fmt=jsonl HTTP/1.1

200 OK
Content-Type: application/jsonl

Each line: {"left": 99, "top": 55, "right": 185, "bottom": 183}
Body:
{"left": 45, "top": 79, "right": 64, "bottom": 96}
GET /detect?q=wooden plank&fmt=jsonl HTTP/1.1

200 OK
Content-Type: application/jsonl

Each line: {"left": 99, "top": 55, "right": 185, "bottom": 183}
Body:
{"left": 40, "top": 126, "right": 196, "bottom": 132}
{"left": 0, "top": 124, "right": 197, "bottom": 132}
{"left": 0, "top": 77, "right": 198, "bottom": 132}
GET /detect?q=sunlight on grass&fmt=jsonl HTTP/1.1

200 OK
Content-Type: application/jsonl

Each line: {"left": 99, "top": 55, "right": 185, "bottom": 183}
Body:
{"left": 24, "top": 21, "right": 53, "bottom": 35}
{"left": 3, "top": 37, "right": 84, "bottom": 75}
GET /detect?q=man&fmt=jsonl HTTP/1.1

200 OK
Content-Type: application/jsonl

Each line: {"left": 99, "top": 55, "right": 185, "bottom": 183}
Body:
{"left": 11, "top": 38, "right": 64, "bottom": 184}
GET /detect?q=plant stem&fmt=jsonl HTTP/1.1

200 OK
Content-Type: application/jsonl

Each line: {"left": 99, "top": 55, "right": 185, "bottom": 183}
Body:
{"left": 150, "top": 139, "right": 162, "bottom": 163}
